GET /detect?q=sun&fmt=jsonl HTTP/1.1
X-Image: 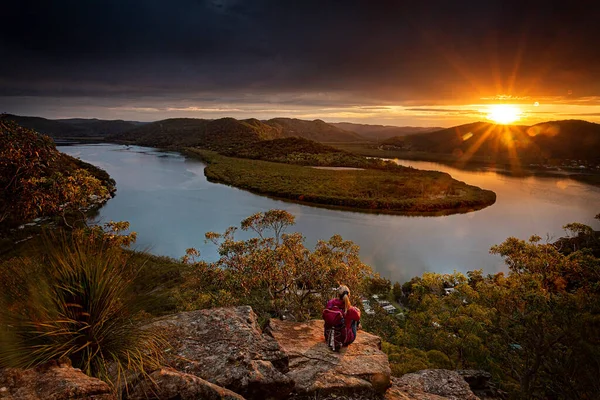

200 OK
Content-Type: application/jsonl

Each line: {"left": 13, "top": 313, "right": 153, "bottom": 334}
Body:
{"left": 486, "top": 105, "right": 522, "bottom": 124}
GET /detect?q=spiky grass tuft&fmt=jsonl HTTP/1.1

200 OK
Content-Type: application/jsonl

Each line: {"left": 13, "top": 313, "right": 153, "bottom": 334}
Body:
{"left": 0, "top": 231, "right": 165, "bottom": 393}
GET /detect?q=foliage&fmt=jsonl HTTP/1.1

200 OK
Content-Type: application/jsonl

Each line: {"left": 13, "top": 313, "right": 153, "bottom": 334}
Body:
{"left": 182, "top": 210, "right": 374, "bottom": 321}
{"left": 190, "top": 149, "right": 496, "bottom": 215}
{"left": 367, "top": 276, "right": 392, "bottom": 296}
{"left": 0, "top": 228, "right": 165, "bottom": 392}
{"left": 391, "top": 218, "right": 600, "bottom": 399}
{"left": 0, "top": 119, "right": 112, "bottom": 230}
{"left": 481, "top": 235, "right": 600, "bottom": 398}
{"left": 392, "top": 282, "right": 403, "bottom": 301}
{"left": 383, "top": 342, "right": 453, "bottom": 376}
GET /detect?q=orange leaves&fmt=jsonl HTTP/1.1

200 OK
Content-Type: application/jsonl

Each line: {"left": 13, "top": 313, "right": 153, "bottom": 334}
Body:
{"left": 1, "top": 119, "right": 109, "bottom": 228}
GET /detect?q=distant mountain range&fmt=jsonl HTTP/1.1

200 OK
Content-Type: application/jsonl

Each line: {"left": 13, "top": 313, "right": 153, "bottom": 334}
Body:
{"left": 2, "top": 114, "right": 599, "bottom": 162}
{"left": 331, "top": 122, "right": 442, "bottom": 141}
{"left": 382, "top": 120, "right": 600, "bottom": 162}
{"left": 0, "top": 114, "right": 144, "bottom": 138}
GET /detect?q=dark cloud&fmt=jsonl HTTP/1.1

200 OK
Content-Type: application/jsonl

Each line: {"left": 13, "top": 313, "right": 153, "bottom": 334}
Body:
{"left": 1, "top": 0, "right": 600, "bottom": 118}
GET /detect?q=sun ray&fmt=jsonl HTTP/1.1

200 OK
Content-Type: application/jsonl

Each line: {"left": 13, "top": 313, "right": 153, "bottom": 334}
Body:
{"left": 456, "top": 124, "right": 497, "bottom": 168}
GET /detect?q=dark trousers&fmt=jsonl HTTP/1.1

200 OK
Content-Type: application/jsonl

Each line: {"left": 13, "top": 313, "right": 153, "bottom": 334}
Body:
{"left": 348, "top": 320, "right": 359, "bottom": 344}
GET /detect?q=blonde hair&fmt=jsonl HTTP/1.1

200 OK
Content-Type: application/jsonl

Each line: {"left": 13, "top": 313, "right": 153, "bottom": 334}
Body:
{"left": 338, "top": 285, "right": 352, "bottom": 312}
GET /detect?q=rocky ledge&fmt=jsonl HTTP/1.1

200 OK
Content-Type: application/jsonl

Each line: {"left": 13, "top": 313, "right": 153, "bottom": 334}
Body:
{"left": 267, "top": 318, "right": 391, "bottom": 398}
{"left": 0, "top": 306, "right": 490, "bottom": 400}
{"left": 147, "top": 305, "right": 293, "bottom": 400}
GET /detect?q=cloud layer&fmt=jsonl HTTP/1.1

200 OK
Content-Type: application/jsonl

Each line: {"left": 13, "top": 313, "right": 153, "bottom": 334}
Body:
{"left": 1, "top": 1, "right": 599, "bottom": 124}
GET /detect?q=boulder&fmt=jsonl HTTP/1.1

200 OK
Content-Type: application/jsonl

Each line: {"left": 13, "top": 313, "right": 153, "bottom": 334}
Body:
{"left": 0, "top": 358, "right": 114, "bottom": 400}
{"left": 386, "top": 370, "right": 478, "bottom": 400}
{"left": 125, "top": 367, "right": 246, "bottom": 400}
{"left": 267, "top": 319, "right": 391, "bottom": 398}
{"left": 146, "top": 306, "right": 293, "bottom": 400}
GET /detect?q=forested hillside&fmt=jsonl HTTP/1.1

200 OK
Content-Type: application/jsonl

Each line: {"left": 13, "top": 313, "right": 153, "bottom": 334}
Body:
{"left": 111, "top": 117, "right": 283, "bottom": 148}
{"left": 265, "top": 118, "right": 365, "bottom": 142}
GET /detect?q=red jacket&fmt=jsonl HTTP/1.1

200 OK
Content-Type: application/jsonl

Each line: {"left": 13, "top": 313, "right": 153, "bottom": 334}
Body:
{"left": 325, "top": 298, "right": 361, "bottom": 344}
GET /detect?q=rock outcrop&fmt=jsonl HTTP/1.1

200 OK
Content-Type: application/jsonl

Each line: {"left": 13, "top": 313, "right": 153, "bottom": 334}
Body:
{"left": 0, "top": 307, "right": 490, "bottom": 400}
{"left": 146, "top": 306, "right": 293, "bottom": 400}
{"left": 386, "top": 370, "right": 478, "bottom": 400}
{"left": 267, "top": 319, "right": 391, "bottom": 398}
{"left": 0, "top": 358, "right": 114, "bottom": 400}
{"left": 126, "top": 367, "right": 246, "bottom": 400}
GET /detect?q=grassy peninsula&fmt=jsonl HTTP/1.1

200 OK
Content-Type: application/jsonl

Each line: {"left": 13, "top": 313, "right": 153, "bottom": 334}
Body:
{"left": 187, "top": 147, "right": 496, "bottom": 215}
{"left": 104, "top": 117, "right": 498, "bottom": 215}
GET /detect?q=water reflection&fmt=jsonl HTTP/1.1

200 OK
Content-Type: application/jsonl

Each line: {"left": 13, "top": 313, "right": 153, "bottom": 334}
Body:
{"left": 61, "top": 144, "right": 600, "bottom": 283}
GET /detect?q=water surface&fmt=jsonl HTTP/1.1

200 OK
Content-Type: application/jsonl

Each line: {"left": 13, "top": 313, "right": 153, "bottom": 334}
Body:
{"left": 61, "top": 144, "right": 600, "bottom": 283}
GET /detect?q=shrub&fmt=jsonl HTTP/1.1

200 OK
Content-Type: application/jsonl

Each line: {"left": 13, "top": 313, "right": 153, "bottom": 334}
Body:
{"left": 0, "top": 230, "right": 165, "bottom": 392}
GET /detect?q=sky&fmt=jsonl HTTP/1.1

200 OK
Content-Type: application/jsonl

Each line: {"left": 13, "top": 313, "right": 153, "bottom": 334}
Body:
{"left": 1, "top": 0, "right": 600, "bottom": 127}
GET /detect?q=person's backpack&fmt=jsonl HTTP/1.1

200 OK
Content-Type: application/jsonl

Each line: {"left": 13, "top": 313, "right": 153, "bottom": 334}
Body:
{"left": 322, "top": 306, "right": 346, "bottom": 352}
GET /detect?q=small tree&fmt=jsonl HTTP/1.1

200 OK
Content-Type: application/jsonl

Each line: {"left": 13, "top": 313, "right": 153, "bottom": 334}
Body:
{"left": 184, "top": 210, "right": 374, "bottom": 320}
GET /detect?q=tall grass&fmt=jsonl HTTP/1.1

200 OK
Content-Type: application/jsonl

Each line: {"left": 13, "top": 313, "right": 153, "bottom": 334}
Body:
{"left": 0, "top": 230, "right": 165, "bottom": 392}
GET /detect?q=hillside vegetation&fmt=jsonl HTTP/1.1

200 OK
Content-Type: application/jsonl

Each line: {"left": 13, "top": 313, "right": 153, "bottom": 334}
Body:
{"left": 0, "top": 119, "right": 114, "bottom": 232}
{"left": 111, "top": 117, "right": 283, "bottom": 149}
{"left": 382, "top": 120, "right": 600, "bottom": 163}
{"left": 266, "top": 117, "right": 365, "bottom": 142}
{"left": 218, "top": 137, "right": 373, "bottom": 167}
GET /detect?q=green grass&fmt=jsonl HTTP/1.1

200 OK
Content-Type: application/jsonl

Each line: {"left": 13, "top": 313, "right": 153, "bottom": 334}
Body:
{"left": 188, "top": 149, "right": 496, "bottom": 215}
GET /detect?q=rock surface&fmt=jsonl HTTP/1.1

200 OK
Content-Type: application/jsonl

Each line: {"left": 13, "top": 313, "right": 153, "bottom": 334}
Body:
{"left": 386, "top": 370, "right": 478, "bottom": 400}
{"left": 267, "top": 319, "right": 391, "bottom": 398}
{"left": 147, "top": 306, "right": 293, "bottom": 400}
{"left": 0, "top": 359, "right": 114, "bottom": 400}
{"left": 126, "top": 367, "right": 246, "bottom": 400}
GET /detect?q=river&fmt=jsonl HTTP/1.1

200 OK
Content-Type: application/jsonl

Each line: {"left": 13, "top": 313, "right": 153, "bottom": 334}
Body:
{"left": 60, "top": 144, "right": 600, "bottom": 283}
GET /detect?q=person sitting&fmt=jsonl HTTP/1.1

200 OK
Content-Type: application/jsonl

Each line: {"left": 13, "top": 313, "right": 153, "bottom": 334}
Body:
{"left": 322, "top": 285, "right": 361, "bottom": 351}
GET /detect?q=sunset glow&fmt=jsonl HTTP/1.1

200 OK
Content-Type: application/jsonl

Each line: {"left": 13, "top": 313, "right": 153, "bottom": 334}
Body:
{"left": 486, "top": 105, "right": 522, "bottom": 125}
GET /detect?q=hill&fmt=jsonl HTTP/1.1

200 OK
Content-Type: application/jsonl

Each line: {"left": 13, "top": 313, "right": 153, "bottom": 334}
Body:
{"left": 55, "top": 118, "right": 144, "bottom": 136}
{"left": 111, "top": 117, "right": 283, "bottom": 149}
{"left": 110, "top": 117, "right": 366, "bottom": 148}
{"left": 382, "top": 120, "right": 600, "bottom": 163}
{"left": 332, "top": 122, "right": 442, "bottom": 141}
{"left": 265, "top": 118, "right": 366, "bottom": 142}
{"left": 0, "top": 114, "right": 141, "bottom": 138}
